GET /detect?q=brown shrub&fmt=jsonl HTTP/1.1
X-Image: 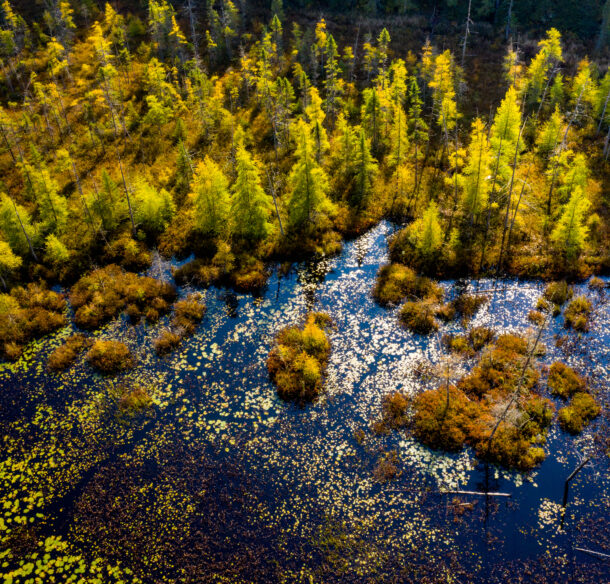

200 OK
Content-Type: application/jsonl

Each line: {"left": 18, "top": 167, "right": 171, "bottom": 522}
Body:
{"left": 48, "top": 334, "right": 92, "bottom": 372}
{"left": 87, "top": 340, "right": 135, "bottom": 374}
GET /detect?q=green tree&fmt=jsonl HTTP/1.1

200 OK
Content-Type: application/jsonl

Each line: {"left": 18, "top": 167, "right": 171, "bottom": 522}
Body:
{"left": 192, "top": 156, "right": 231, "bottom": 237}
{"left": 0, "top": 192, "right": 37, "bottom": 257}
{"left": 388, "top": 103, "right": 409, "bottom": 171}
{"left": 231, "top": 143, "right": 273, "bottom": 241}
{"left": 90, "top": 170, "right": 126, "bottom": 233}
{"left": 413, "top": 201, "right": 442, "bottom": 260}
{"left": 551, "top": 186, "right": 590, "bottom": 260}
{"left": 44, "top": 233, "right": 69, "bottom": 267}
{"left": 22, "top": 145, "right": 67, "bottom": 234}
{"left": 460, "top": 118, "right": 492, "bottom": 222}
{"left": 287, "top": 120, "right": 334, "bottom": 231}
{"left": 352, "top": 127, "right": 378, "bottom": 209}
{"left": 0, "top": 239, "right": 21, "bottom": 289}
{"left": 133, "top": 179, "right": 175, "bottom": 234}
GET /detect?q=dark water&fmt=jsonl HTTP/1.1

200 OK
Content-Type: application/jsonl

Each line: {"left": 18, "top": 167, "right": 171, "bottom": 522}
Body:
{"left": 1, "top": 221, "right": 609, "bottom": 583}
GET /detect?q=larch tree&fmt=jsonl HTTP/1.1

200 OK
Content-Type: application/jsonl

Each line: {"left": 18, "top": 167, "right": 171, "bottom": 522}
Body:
{"left": 287, "top": 119, "right": 334, "bottom": 232}
{"left": 0, "top": 192, "right": 37, "bottom": 258}
{"left": 413, "top": 201, "right": 442, "bottom": 260}
{"left": 305, "top": 86, "right": 329, "bottom": 163}
{"left": 133, "top": 178, "right": 175, "bottom": 235}
{"left": 0, "top": 239, "right": 21, "bottom": 289}
{"left": 460, "top": 118, "right": 492, "bottom": 224}
{"left": 191, "top": 156, "right": 231, "bottom": 238}
{"left": 387, "top": 103, "right": 409, "bottom": 171}
{"left": 89, "top": 170, "right": 127, "bottom": 233}
{"left": 231, "top": 142, "right": 273, "bottom": 241}
{"left": 352, "top": 127, "right": 378, "bottom": 209}
{"left": 551, "top": 186, "right": 590, "bottom": 260}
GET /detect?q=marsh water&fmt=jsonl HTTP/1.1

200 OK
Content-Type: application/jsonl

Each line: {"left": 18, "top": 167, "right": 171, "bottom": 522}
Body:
{"left": 1, "top": 221, "right": 609, "bottom": 583}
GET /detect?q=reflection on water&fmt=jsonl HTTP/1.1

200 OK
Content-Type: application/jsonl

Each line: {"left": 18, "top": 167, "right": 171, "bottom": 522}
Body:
{"left": 0, "top": 221, "right": 608, "bottom": 583}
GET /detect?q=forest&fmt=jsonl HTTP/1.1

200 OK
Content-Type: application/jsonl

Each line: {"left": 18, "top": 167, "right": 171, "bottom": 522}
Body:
{"left": 0, "top": 0, "right": 610, "bottom": 582}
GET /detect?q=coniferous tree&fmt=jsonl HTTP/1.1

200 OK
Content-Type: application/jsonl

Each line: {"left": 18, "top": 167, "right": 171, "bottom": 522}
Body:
{"left": 460, "top": 118, "right": 492, "bottom": 223}
{"left": 231, "top": 143, "right": 273, "bottom": 241}
{"left": 287, "top": 120, "right": 334, "bottom": 232}
{"left": 352, "top": 127, "right": 378, "bottom": 209}
{"left": 551, "top": 186, "right": 590, "bottom": 260}
{"left": 192, "top": 156, "right": 231, "bottom": 238}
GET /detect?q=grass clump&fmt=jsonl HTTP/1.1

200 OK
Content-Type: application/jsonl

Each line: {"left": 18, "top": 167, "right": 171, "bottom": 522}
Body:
{"left": 153, "top": 293, "right": 206, "bottom": 355}
{"left": 548, "top": 362, "right": 586, "bottom": 399}
{"left": 558, "top": 393, "right": 601, "bottom": 434}
{"left": 399, "top": 300, "right": 439, "bottom": 335}
{"left": 413, "top": 386, "right": 484, "bottom": 451}
{"left": 267, "top": 313, "right": 331, "bottom": 403}
{"left": 564, "top": 295, "right": 592, "bottom": 332}
{"left": 443, "top": 327, "right": 495, "bottom": 357}
{"left": 373, "top": 264, "right": 443, "bottom": 306}
{"left": 0, "top": 284, "right": 66, "bottom": 361}
{"left": 86, "top": 340, "right": 135, "bottom": 375}
{"left": 153, "top": 330, "right": 182, "bottom": 355}
{"left": 116, "top": 384, "right": 154, "bottom": 420}
{"left": 544, "top": 281, "right": 573, "bottom": 307}
{"left": 70, "top": 265, "right": 176, "bottom": 330}
{"left": 47, "top": 334, "right": 92, "bottom": 371}
{"left": 373, "top": 391, "right": 411, "bottom": 434}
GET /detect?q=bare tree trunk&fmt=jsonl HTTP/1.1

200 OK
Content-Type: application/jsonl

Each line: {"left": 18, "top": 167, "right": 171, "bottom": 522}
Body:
{"left": 461, "top": 0, "right": 472, "bottom": 68}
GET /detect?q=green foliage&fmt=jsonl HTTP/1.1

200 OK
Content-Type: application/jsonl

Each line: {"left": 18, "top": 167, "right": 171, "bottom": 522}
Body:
{"left": 0, "top": 194, "right": 37, "bottom": 256}
{"left": 191, "top": 156, "right": 231, "bottom": 237}
{"left": 558, "top": 392, "right": 601, "bottom": 433}
{"left": 548, "top": 362, "right": 586, "bottom": 399}
{"left": 551, "top": 186, "right": 590, "bottom": 259}
{"left": 44, "top": 233, "right": 70, "bottom": 267}
{"left": 287, "top": 119, "right": 334, "bottom": 231}
{"left": 133, "top": 179, "right": 175, "bottom": 234}
{"left": 231, "top": 143, "right": 273, "bottom": 241}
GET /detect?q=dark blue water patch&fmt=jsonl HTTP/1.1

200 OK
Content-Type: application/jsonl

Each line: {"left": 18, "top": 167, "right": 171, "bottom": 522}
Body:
{"left": 1, "top": 221, "right": 609, "bottom": 583}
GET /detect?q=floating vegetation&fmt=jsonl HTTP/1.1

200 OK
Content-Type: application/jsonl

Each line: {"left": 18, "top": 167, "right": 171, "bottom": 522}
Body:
{"left": 267, "top": 312, "right": 331, "bottom": 403}
{"left": 70, "top": 265, "right": 176, "bottom": 330}
{"left": 86, "top": 339, "right": 136, "bottom": 374}
{"left": 0, "top": 284, "right": 66, "bottom": 361}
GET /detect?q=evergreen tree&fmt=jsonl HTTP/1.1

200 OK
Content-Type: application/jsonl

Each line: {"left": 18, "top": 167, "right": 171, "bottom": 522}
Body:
{"left": 413, "top": 201, "right": 442, "bottom": 260}
{"left": 0, "top": 193, "right": 37, "bottom": 257}
{"left": 192, "top": 156, "right": 231, "bottom": 237}
{"left": 551, "top": 186, "right": 590, "bottom": 259}
{"left": 231, "top": 143, "right": 273, "bottom": 241}
{"left": 388, "top": 103, "right": 409, "bottom": 170}
{"left": 352, "top": 127, "right": 378, "bottom": 209}
{"left": 305, "top": 86, "right": 329, "bottom": 162}
{"left": 90, "top": 170, "right": 126, "bottom": 233}
{"left": 460, "top": 118, "right": 492, "bottom": 222}
{"left": 133, "top": 179, "right": 175, "bottom": 234}
{"left": 287, "top": 120, "right": 334, "bottom": 231}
